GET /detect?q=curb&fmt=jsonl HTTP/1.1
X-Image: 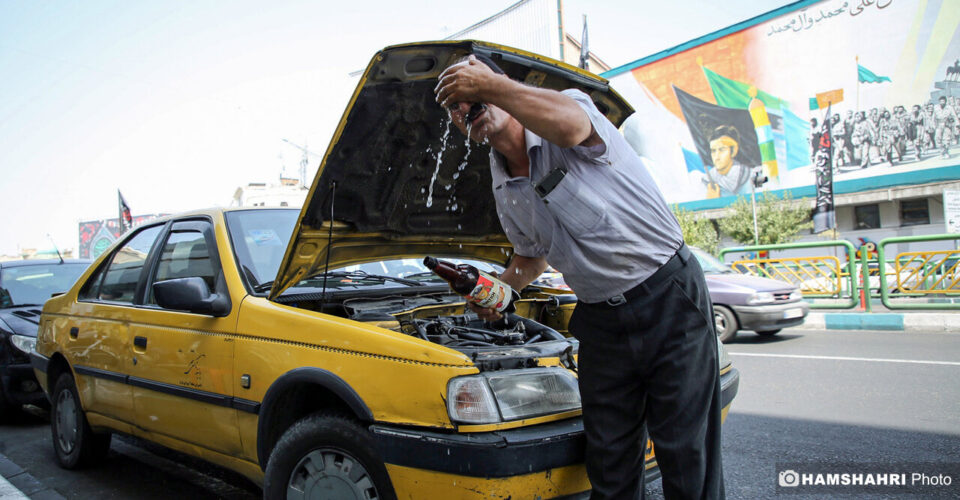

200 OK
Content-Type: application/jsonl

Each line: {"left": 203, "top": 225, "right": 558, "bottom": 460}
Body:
{"left": 805, "top": 312, "right": 959, "bottom": 332}
{"left": 0, "top": 451, "right": 64, "bottom": 500}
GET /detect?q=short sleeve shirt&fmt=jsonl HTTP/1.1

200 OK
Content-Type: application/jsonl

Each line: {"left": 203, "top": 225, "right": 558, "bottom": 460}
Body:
{"left": 491, "top": 89, "right": 683, "bottom": 303}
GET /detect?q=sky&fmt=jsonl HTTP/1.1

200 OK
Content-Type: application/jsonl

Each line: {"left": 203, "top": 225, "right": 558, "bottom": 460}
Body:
{"left": 0, "top": 0, "right": 796, "bottom": 257}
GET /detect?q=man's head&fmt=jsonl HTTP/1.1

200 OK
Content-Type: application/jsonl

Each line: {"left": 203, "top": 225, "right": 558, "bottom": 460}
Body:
{"left": 846, "top": 110, "right": 854, "bottom": 119}
{"left": 439, "top": 54, "right": 510, "bottom": 144}
{"left": 940, "top": 96, "right": 947, "bottom": 108}
{"left": 708, "top": 125, "right": 740, "bottom": 175}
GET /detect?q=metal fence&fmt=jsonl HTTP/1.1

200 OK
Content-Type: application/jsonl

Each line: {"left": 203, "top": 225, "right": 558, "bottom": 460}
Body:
{"left": 720, "top": 234, "right": 960, "bottom": 310}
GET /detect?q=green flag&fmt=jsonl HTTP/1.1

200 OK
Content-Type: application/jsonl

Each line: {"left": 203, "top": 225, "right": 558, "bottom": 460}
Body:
{"left": 857, "top": 64, "right": 891, "bottom": 83}
{"left": 702, "top": 66, "right": 782, "bottom": 110}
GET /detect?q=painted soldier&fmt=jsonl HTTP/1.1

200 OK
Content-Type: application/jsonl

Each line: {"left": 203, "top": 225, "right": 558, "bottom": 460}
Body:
{"left": 852, "top": 111, "right": 875, "bottom": 168}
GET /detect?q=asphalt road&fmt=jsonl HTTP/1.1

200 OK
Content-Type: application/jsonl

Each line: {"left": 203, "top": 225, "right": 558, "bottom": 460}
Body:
{"left": 0, "top": 328, "right": 957, "bottom": 498}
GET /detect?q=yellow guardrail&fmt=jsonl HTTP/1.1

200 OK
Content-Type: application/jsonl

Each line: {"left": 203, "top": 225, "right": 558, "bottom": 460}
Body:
{"left": 731, "top": 256, "right": 843, "bottom": 295}
{"left": 893, "top": 250, "right": 960, "bottom": 294}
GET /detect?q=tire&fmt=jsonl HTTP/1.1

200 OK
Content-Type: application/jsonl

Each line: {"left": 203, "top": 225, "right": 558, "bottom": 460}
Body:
{"left": 755, "top": 329, "right": 781, "bottom": 336}
{"left": 713, "top": 305, "right": 739, "bottom": 343}
{"left": 50, "top": 373, "right": 111, "bottom": 469}
{"left": 264, "top": 413, "right": 396, "bottom": 500}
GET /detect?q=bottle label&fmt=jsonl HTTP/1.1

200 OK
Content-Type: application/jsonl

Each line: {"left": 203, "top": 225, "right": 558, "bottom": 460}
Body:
{"left": 468, "top": 272, "right": 512, "bottom": 312}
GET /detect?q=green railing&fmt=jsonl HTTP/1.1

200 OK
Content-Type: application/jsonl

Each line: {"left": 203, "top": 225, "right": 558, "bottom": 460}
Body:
{"left": 877, "top": 233, "right": 960, "bottom": 310}
{"left": 720, "top": 240, "right": 860, "bottom": 309}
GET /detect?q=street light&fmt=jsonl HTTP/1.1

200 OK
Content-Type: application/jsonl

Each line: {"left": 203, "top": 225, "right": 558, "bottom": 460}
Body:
{"left": 750, "top": 169, "right": 768, "bottom": 245}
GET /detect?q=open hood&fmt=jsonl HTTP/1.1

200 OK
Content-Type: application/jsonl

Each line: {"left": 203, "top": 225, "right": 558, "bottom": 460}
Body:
{"left": 271, "top": 41, "right": 633, "bottom": 299}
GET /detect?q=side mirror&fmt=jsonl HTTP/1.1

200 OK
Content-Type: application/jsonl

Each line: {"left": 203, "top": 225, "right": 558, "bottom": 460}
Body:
{"left": 153, "top": 277, "right": 230, "bottom": 317}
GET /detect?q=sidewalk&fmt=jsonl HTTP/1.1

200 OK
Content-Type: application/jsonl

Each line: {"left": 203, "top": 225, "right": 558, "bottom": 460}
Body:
{"left": 806, "top": 308, "right": 960, "bottom": 332}
{"left": 0, "top": 452, "right": 63, "bottom": 500}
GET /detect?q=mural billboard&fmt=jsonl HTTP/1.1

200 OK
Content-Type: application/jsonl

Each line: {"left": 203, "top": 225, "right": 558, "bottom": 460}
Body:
{"left": 604, "top": 0, "right": 960, "bottom": 210}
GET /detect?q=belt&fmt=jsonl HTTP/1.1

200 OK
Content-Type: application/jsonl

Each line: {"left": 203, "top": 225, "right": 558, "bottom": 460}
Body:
{"left": 589, "top": 244, "right": 691, "bottom": 307}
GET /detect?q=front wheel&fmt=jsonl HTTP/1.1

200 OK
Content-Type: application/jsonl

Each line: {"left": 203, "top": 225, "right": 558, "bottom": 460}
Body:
{"left": 713, "top": 305, "right": 739, "bottom": 343}
{"left": 264, "top": 413, "right": 396, "bottom": 500}
{"left": 50, "top": 373, "right": 111, "bottom": 469}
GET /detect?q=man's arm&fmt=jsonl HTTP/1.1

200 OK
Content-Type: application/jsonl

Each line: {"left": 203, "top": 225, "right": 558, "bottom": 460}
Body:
{"left": 435, "top": 56, "right": 601, "bottom": 148}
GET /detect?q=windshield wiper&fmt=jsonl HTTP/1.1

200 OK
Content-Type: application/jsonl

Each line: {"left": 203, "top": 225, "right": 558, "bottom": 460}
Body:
{"left": 307, "top": 271, "right": 423, "bottom": 287}
{"left": 253, "top": 281, "right": 274, "bottom": 293}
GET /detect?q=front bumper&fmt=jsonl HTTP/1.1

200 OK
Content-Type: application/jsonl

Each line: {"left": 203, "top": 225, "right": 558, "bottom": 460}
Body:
{"left": 1, "top": 361, "right": 47, "bottom": 406}
{"left": 373, "top": 366, "right": 740, "bottom": 498}
{"left": 732, "top": 301, "right": 809, "bottom": 331}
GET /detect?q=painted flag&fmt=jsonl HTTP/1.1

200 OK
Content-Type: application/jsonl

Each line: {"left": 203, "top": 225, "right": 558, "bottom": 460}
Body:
{"left": 702, "top": 65, "right": 782, "bottom": 110}
{"left": 682, "top": 147, "right": 705, "bottom": 173}
{"left": 815, "top": 88, "right": 844, "bottom": 108}
{"left": 857, "top": 64, "right": 891, "bottom": 83}
{"left": 813, "top": 105, "right": 836, "bottom": 233}
{"left": 578, "top": 15, "right": 589, "bottom": 71}
{"left": 783, "top": 108, "right": 812, "bottom": 170}
{"left": 118, "top": 190, "right": 133, "bottom": 233}
{"left": 673, "top": 87, "right": 761, "bottom": 178}
{"left": 748, "top": 92, "right": 779, "bottom": 179}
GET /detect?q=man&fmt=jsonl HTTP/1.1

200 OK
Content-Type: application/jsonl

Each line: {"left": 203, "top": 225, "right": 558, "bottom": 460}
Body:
{"left": 851, "top": 111, "right": 875, "bottom": 168}
{"left": 831, "top": 113, "right": 848, "bottom": 169}
{"left": 934, "top": 96, "right": 959, "bottom": 158}
{"left": 435, "top": 54, "right": 724, "bottom": 500}
{"left": 706, "top": 125, "right": 756, "bottom": 198}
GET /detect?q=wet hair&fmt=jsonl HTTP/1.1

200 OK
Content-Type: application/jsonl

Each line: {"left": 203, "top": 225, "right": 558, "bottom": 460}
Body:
{"left": 453, "top": 53, "right": 505, "bottom": 75}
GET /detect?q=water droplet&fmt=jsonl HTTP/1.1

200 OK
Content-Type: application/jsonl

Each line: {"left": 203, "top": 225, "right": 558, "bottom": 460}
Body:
{"left": 457, "top": 224, "right": 462, "bottom": 230}
{"left": 426, "top": 119, "right": 452, "bottom": 208}
{"left": 453, "top": 172, "right": 460, "bottom": 179}
{"left": 451, "top": 204, "right": 458, "bottom": 210}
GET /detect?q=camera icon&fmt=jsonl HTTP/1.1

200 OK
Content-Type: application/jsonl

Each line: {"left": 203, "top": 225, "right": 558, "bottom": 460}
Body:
{"left": 779, "top": 469, "right": 800, "bottom": 487}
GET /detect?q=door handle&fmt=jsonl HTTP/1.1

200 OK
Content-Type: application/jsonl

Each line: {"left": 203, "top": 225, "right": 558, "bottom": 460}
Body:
{"left": 134, "top": 336, "right": 147, "bottom": 349}
{"left": 69, "top": 327, "right": 79, "bottom": 339}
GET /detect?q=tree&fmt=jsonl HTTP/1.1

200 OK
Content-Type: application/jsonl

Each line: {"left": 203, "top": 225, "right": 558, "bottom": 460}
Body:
{"left": 672, "top": 205, "right": 720, "bottom": 256}
{"left": 717, "top": 192, "right": 813, "bottom": 246}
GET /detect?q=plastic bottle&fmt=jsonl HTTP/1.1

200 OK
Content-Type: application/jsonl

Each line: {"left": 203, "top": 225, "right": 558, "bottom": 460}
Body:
{"left": 423, "top": 256, "right": 516, "bottom": 313}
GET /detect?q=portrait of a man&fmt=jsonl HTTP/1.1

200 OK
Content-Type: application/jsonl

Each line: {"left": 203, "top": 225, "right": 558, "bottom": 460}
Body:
{"left": 705, "top": 125, "right": 755, "bottom": 198}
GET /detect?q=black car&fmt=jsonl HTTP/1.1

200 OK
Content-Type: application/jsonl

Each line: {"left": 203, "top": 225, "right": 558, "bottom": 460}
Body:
{"left": 0, "top": 259, "right": 90, "bottom": 417}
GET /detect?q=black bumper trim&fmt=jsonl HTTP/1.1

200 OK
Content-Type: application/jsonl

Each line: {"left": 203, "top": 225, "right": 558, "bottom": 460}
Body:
{"left": 371, "top": 419, "right": 586, "bottom": 478}
{"left": 29, "top": 351, "right": 49, "bottom": 374}
{"left": 721, "top": 367, "right": 739, "bottom": 410}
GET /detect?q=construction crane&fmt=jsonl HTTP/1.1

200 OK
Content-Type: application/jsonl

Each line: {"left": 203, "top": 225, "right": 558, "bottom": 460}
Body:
{"left": 282, "top": 139, "right": 323, "bottom": 187}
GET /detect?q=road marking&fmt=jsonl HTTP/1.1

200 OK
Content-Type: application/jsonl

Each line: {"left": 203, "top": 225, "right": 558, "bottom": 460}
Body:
{"left": 728, "top": 352, "right": 960, "bottom": 366}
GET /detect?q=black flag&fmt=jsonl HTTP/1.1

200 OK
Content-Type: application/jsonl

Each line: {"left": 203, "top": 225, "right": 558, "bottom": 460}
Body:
{"left": 674, "top": 86, "right": 762, "bottom": 169}
{"left": 118, "top": 190, "right": 133, "bottom": 233}
{"left": 812, "top": 106, "right": 836, "bottom": 233}
{"left": 578, "top": 15, "right": 589, "bottom": 71}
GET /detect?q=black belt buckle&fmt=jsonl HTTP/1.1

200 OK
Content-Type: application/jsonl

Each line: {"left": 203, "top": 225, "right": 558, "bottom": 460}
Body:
{"left": 605, "top": 294, "right": 627, "bottom": 306}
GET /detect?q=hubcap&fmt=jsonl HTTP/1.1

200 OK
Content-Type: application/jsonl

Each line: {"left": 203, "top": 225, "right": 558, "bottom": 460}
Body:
{"left": 714, "top": 312, "right": 727, "bottom": 334}
{"left": 55, "top": 387, "right": 79, "bottom": 454}
{"left": 287, "top": 448, "right": 378, "bottom": 500}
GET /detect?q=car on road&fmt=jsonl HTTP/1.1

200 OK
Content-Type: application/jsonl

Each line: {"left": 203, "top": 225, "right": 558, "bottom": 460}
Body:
{"left": 33, "top": 42, "right": 739, "bottom": 499}
{"left": 0, "top": 259, "right": 89, "bottom": 419}
{"left": 691, "top": 248, "right": 808, "bottom": 342}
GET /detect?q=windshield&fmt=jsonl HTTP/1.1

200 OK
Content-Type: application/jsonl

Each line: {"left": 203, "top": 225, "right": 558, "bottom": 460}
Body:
{"left": 690, "top": 248, "right": 733, "bottom": 274}
{"left": 0, "top": 263, "right": 89, "bottom": 307}
{"left": 224, "top": 209, "right": 505, "bottom": 294}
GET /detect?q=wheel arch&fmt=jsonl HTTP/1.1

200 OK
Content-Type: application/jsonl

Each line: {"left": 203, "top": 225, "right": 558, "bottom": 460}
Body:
{"left": 256, "top": 367, "right": 373, "bottom": 470}
{"left": 45, "top": 352, "right": 73, "bottom": 395}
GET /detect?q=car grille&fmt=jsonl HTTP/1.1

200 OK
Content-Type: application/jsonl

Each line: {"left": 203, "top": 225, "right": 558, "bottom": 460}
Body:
{"left": 773, "top": 292, "right": 793, "bottom": 302}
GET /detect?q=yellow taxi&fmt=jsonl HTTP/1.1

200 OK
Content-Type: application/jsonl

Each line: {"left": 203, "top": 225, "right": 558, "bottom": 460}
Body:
{"left": 33, "top": 41, "right": 739, "bottom": 499}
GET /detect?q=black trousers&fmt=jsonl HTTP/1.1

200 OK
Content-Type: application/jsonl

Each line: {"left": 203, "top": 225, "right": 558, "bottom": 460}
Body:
{"left": 569, "top": 247, "right": 725, "bottom": 500}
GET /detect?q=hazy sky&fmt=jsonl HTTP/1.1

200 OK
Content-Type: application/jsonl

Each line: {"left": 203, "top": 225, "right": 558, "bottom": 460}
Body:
{"left": 0, "top": 0, "right": 795, "bottom": 256}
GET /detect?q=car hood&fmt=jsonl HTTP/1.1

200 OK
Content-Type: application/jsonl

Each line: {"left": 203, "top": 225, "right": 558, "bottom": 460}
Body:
{"left": 270, "top": 41, "right": 633, "bottom": 299}
{"left": 0, "top": 306, "right": 43, "bottom": 337}
{"left": 705, "top": 273, "right": 797, "bottom": 293}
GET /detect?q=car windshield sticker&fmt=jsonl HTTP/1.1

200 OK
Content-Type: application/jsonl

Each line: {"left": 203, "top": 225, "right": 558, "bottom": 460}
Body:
{"left": 249, "top": 229, "right": 282, "bottom": 246}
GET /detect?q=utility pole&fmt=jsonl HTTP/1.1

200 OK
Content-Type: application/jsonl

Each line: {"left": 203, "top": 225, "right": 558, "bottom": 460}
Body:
{"left": 750, "top": 170, "right": 768, "bottom": 246}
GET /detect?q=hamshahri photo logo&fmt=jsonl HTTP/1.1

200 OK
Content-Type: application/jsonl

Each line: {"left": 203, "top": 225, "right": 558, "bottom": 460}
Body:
{"left": 776, "top": 463, "right": 958, "bottom": 494}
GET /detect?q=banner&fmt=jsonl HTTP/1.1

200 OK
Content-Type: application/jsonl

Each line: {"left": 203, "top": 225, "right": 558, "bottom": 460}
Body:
{"left": 813, "top": 105, "right": 836, "bottom": 233}
{"left": 118, "top": 190, "right": 133, "bottom": 234}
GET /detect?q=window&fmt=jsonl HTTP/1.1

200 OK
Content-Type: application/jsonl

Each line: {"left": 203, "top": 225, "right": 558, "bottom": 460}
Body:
{"left": 91, "top": 225, "right": 163, "bottom": 303}
{"left": 854, "top": 204, "right": 880, "bottom": 230}
{"left": 148, "top": 229, "right": 216, "bottom": 304}
{"left": 900, "top": 199, "right": 929, "bottom": 226}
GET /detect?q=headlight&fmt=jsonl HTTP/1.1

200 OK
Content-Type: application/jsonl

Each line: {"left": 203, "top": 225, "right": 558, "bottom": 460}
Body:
{"left": 447, "top": 368, "right": 581, "bottom": 424}
{"left": 717, "top": 339, "right": 732, "bottom": 370}
{"left": 789, "top": 290, "right": 803, "bottom": 301}
{"left": 747, "top": 292, "right": 775, "bottom": 305}
{"left": 10, "top": 335, "right": 36, "bottom": 354}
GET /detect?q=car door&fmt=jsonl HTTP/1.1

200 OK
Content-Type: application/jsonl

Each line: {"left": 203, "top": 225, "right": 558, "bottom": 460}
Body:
{"left": 69, "top": 224, "right": 165, "bottom": 428}
{"left": 128, "top": 218, "right": 241, "bottom": 455}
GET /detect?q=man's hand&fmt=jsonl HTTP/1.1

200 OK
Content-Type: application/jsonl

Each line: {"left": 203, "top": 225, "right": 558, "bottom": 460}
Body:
{"left": 467, "top": 301, "right": 502, "bottom": 322}
{"left": 434, "top": 55, "right": 499, "bottom": 109}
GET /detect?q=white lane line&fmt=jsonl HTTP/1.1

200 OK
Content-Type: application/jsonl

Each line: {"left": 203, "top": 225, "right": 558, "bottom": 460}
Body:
{"left": 728, "top": 352, "right": 960, "bottom": 366}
